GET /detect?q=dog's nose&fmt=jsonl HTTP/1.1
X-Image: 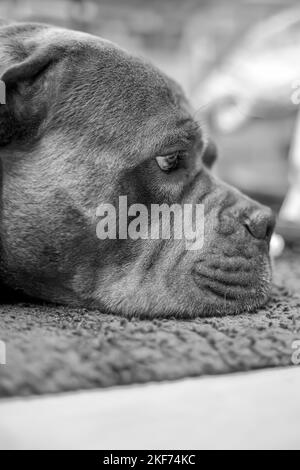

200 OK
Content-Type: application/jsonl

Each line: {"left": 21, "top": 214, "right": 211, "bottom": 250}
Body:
{"left": 243, "top": 206, "right": 276, "bottom": 242}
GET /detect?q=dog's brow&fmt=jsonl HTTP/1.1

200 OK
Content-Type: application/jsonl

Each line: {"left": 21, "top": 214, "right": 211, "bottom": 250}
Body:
{"left": 156, "top": 120, "right": 202, "bottom": 152}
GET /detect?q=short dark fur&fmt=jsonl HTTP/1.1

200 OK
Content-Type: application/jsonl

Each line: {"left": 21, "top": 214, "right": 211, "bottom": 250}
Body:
{"left": 0, "top": 22, "right": 275, "bottom": 317}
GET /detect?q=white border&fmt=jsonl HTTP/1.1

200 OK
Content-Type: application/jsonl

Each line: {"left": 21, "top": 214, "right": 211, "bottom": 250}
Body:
{"left": 0, "top": 367, "right": 300, "bottom": 450}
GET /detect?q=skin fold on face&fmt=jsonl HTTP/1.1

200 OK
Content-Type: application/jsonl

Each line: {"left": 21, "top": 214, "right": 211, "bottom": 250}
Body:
{"left": 0, "top": 23, "right": 276, "bottom": 318}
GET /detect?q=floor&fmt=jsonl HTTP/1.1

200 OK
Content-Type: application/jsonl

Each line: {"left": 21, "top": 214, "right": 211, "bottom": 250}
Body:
{"left": 0, "top": 367, "right": 299, "bottom": 450}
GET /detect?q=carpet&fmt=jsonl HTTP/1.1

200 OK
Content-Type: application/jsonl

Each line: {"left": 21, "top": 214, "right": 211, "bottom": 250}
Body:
{"left": 0, "top": 250, "right": 300, "bottom": 398}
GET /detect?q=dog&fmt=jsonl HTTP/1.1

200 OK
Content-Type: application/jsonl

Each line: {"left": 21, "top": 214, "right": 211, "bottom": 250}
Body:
{"left": 0, "top": 21, "right": 275, "bottom": 318}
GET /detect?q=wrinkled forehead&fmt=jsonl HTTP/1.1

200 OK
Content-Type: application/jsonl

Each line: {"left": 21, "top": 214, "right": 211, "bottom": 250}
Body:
{"left": 49, "top": 30, "right": 198, "bottom": 149}
{"left": 61, "top": 36, "right": 190, "bottom": 118}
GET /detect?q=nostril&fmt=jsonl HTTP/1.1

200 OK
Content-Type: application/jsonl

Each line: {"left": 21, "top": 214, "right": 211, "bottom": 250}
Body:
{"left": 244, "top": 221, "right": 255, "bottom": 238}
{"left": 244, "top": 209, "right": 276, "bottom": 241}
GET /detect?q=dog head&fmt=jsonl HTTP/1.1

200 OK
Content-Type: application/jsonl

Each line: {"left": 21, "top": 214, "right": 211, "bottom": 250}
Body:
{"left": 0, "top": 23, "right": 275, "bottom": 317}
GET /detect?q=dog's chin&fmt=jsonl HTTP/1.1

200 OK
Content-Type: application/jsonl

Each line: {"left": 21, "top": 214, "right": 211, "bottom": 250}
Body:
{"left": 192, "top": 255, "right": 272, "bottom": 316}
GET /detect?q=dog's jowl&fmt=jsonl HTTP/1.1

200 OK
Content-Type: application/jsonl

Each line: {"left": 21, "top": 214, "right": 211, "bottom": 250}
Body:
{"left": 0, "top": 22, "right": 275, "bottom": 318}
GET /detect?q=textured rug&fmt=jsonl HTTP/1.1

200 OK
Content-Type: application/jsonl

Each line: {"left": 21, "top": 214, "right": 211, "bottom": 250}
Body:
{"left": 0, "top": 250, "right": 300, "bottom": 398}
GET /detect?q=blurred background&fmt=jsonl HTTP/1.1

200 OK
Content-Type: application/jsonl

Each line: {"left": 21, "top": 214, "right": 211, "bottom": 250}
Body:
{"left": 1, "top": 0, "right": 300, "bottom": 233}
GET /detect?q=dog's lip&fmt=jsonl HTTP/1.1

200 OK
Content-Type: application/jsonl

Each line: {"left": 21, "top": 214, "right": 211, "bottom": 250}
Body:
{"left": 192, "top": 265, "right": 260, "bottom": 301}
{"left": 193, "top": 263, "right": 254, "bottom": 287}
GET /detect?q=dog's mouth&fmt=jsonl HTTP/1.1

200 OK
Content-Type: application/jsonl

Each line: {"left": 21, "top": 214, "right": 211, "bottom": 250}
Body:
{"left": 192, "top": 255, "right": 272, "bottom": 310}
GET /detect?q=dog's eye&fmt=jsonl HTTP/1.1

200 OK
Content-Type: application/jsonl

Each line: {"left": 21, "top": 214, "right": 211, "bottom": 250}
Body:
{"left": 156, "top": 152, "right": 180, "bottom": 172}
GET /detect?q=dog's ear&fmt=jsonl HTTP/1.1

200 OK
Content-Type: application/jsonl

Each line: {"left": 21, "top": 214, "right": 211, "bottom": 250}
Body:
{"left": 0, "top": 25, "right": 64, "bottom": 146}
{"left": 202, "top": 140, "right": 218, "bottom": 169}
